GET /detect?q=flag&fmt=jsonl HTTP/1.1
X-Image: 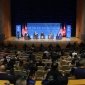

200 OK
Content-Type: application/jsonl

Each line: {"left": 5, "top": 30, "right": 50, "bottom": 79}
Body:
{"left": 24, "top": 25, "right": 28, "bottom": 34}
{"left": 22, "top": 24, "right": 28, "bottom": 37}
{"left": 59, "top": 25, "right": 63, "bottom": 36}
{"left": 22, "top": 25, "right": 25, "bottom": 37}
{"left": 62, "top": 25, "right": 66, "bottom": 37}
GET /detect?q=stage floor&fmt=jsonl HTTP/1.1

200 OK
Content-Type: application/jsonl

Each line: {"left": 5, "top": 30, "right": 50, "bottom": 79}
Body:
{"left": 4, "top": 37, "right": 81, "bottom": 48}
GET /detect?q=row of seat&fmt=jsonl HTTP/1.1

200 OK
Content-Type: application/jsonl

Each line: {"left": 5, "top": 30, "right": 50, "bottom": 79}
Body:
{"left": 1, "top": 79, "right": 85, "bottom": 85}
{"left": 37, "top": 79, "right": 85, "bottom": 85}
{"left": 0, "top": 80, "right": 14, "bottom": 85}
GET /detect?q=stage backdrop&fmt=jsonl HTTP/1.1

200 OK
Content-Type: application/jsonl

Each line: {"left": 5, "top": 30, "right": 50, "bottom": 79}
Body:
{"left": 16, "top": 23, "right": 72, "bottom": 39}
{"left": 27, "top": 23, "right": 61, "bottom": 39}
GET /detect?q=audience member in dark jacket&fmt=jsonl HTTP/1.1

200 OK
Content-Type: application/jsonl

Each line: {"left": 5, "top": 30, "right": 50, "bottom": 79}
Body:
{"left": 36, "top": 60, "right": 45, "bottom": 66}
{"left": 27, "top": 74, "right": 35, "bottom": 85}
{"left": 0, "top": 65, "right": 16, "bottom": 84}
{"left": 42, "top": 63, "right": 68, "bottom": 85}
{"left": 72, "top": 59, "right": 85, "bottom": 79}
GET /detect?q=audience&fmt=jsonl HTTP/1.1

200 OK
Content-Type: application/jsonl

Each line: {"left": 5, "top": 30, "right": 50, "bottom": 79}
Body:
{"left": 0, "top": 42, "right": 85, "bottom": 85}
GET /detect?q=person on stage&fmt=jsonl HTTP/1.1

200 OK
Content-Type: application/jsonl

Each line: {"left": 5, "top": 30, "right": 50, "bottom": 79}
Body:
{"left": 48, "top": 32, "right": 54, "bottom": 39}
{"left": 59, "top": 33, "right": 62, "bottom": 39}
{"left": 40, "top": 32, "right": 45, "bottom": 39}
{"left": 33, "top": 31, "right": 38, "bottom": 39}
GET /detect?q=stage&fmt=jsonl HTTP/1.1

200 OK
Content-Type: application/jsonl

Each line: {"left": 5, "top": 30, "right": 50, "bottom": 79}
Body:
{"left": 4, "top": 37, "right": 82, "bottom": 48}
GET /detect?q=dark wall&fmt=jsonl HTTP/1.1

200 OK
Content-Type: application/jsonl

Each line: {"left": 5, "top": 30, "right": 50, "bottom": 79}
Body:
{"left": 11, "top": 0, "right": 77, "bottom": 36}
{"left": 0, "top": 0, "right": 3, "bottom": 34}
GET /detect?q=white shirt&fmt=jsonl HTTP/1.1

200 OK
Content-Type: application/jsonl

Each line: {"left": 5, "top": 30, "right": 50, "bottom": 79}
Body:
{"left": 72, "top": 52, "right": 77, "bottom": 57}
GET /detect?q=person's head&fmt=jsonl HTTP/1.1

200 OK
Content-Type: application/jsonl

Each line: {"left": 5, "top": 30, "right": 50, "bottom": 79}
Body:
{"left": 0, "top": 65, "right": 6, "bottom": 72}
{"left": 78, "top": 59, "right": 85, "bottom": 68}
{"left": 3, "top": 55, "right": 6, "bottom": 59}
{"left": 51, "top": 63, "right": 58, "bottom": 70}
{"left": 30, "top": 60, "right": 33, "bottom": 63}
{"left": 47, "top": 63, "right": 50, "bottom": 66}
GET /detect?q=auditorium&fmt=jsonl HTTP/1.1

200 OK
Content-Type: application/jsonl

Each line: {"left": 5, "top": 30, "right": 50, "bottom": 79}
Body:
{"left": 0, "top": 0, "right": 85, "bottom": 85}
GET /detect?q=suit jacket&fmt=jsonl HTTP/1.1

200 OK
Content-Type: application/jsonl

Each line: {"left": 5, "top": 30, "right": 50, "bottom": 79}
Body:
{"left": 73, "top": 68, "right": 85, "bottom": 79}
{"left": 0, "top": 72, "right": 16, "bottom": 84}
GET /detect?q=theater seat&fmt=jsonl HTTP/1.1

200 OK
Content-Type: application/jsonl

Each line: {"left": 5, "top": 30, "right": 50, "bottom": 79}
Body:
{"left": 0, "top": 80, "right": 14, "bottom": 85}
{"left": 35, "top": 81, "right": 42, "bottom": 85}
{"left": 0, "top": 80, "right": 10, "bottom": 85}
{"left": 68, "top": 79, "right": 85, "bottom": 85}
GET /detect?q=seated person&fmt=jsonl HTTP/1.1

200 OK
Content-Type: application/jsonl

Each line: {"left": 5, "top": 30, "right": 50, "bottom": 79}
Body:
{"left": 58, "top": 33, "right": 62, "bottom": 39}
{"left": 16, "top": 77, "right": 27, "bottom": 85}
{"left": 0, "top": 65, "right": 16, "bottom": 84}
{"left": 43, "top": 49, "right": 50, "bottom": 59}
{"left": 39, "top": 44, "right": 45, "bottom": 51}
{"left": 40, "top": 32, "right": 45, "bottom": 39}
{"left": 27, "top": 75, "right": 35, "bottom": 85}
{"left": 42, "top": 63, "right": 68, "bottom": 85}
{"left": 51, "top": 51, "right": 59, "bottom": 62}
{"left": 48, "top": 33, "right": 54, "bottom": 39}
{"left": 71, "top": 59, "right": 85, "bottom": 79}
{"left": 71, "top": 55, "right": 79, "bottom": 65}
{"left": 56, "top": 34, "right": 59, "bottom": 39}
{"left": 33, "top": 32, "right": 38, "bottom": 39}
{"left": 72, "top": 51, "right": 77, "bottom": 57}
{"left": 44, "top": 63, "right": 51, "bottom": 71}
{"left": 36, "top": 60, "right": 45, "bottom": 66}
